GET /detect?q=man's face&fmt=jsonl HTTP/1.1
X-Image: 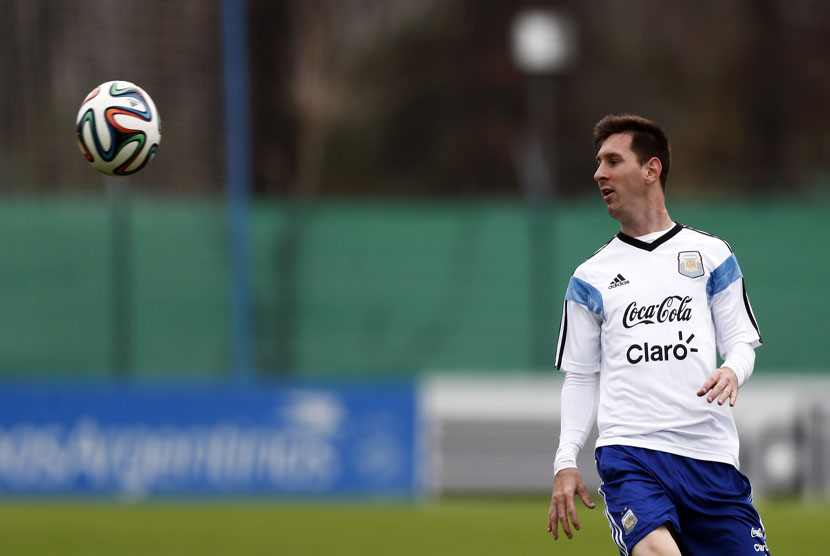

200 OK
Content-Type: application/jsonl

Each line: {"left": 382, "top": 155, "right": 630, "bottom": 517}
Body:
{"left": 594, "top": 133, "right": 649, "bottom": 221}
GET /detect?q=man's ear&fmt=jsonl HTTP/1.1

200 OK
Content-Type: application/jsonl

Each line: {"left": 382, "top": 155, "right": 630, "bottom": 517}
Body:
{"left": 644, "top": 157, "right": 662, "bottom": 185}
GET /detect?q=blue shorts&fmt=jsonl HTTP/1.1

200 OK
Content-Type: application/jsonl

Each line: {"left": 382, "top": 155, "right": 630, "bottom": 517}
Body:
{"left": 595, "top": 445, "right": 770, "bottom": 556}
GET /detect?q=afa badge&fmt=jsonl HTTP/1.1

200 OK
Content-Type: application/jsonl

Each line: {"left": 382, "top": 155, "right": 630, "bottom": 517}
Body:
{"left": 678, "top": 251, "right": 704, "bottom": 278}
{"left": 622, "top": 508, "right": 638, "bottom": 535}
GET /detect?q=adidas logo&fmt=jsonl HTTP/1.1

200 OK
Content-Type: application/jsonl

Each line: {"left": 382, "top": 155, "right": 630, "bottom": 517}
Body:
{"left": 608, "top": 273, "right": 630, "bottom": 290}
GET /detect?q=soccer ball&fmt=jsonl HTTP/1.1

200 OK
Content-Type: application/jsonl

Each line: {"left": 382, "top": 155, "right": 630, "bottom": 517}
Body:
{"left": 76, "top": 80, "right": 161, "bottom": 176}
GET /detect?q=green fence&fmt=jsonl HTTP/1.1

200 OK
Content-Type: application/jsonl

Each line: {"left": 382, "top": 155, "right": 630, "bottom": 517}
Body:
{"left": 0, "top": 197, "right": 822, "bottom": 380}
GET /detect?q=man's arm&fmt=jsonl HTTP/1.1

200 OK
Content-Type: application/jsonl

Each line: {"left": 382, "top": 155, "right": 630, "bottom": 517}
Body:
{"left": 700, "top": 255, "right": 762, "bottom": 406}
{"left": 548, "top": 371, "right": 598, "bottom": 540}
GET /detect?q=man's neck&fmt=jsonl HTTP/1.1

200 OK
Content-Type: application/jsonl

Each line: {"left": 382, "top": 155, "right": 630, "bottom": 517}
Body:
{"left": 618, "top": 210, "right": 673, "bottom": 238}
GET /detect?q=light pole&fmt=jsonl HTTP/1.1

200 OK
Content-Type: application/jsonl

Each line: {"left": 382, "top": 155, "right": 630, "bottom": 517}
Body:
{"left": 510, "top": 9, "right": 577, "bottom": 370}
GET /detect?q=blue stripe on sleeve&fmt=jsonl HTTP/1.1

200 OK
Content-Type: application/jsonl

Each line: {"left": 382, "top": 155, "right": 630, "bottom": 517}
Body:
{"left": 707, "top": 254, "right": 743, "bottom": 302}
{"left": 565, "top": 276, "right": 605, "bottom": 320}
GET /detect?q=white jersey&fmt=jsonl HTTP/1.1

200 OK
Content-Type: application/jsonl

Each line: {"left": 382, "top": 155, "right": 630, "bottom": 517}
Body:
{"left": 555, "top": 223, "right": 762, "bottom": 467}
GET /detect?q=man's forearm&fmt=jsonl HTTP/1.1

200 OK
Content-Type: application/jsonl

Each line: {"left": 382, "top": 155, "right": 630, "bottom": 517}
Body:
{"left": 554, "top": 371, "right": 598, "bottom": 475}
{"left": 721, "top": 341, "right": 756, "bottom": 387}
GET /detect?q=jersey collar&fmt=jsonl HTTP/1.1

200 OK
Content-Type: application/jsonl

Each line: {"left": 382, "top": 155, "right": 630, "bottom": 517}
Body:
{"left": 616, "top": 223, "right": 683, "bottom": 252}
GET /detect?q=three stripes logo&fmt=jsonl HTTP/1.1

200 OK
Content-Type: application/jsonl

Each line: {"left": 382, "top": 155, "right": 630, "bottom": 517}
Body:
{"left": 608, "top": 273, "right": 630, "bottom": 290}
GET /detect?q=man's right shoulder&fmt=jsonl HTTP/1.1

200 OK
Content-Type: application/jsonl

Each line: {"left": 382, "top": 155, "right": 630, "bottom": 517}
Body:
{"left": 573, "top": 234, "right": 619, "bottom": 277}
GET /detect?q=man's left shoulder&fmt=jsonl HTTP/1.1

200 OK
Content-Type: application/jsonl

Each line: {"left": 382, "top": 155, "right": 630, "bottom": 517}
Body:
{"left": 676, "top": 224, "right": 734, "bottom": 256}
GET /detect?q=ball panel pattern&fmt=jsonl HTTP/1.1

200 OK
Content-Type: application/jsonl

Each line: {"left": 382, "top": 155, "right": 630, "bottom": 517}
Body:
{"left": 75, "top": 81, "right": 161, "bottom": 176}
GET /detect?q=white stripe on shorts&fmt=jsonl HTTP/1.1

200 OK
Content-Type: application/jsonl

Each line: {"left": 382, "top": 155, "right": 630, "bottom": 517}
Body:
{"left": 598, "top": 481, "right": 629, "bottom": 556}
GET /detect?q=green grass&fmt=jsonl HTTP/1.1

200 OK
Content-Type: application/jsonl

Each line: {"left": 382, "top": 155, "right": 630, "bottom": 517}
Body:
{"left": 0, "top": 497, "right": 821, "bottom": 555}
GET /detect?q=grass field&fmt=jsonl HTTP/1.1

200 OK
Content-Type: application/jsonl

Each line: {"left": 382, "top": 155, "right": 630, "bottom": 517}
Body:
{"left": 0, "top": 496, "right": 821, "bottom": 555}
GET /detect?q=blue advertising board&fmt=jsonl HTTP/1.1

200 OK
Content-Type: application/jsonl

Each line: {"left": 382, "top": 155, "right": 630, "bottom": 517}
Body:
{"left": 0, "top": 383, "right": 418, "bottom": 497}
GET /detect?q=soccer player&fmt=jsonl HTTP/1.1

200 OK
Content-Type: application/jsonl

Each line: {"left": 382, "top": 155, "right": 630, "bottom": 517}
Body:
{"left": 547, "top": 114, "right": 770, "bottom": 555}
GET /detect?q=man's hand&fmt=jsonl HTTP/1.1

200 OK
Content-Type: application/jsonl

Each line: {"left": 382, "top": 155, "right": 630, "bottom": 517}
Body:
{"left": 547, "top": 467, "right": 595, "bottom": 540}
{"left": 697, "top": 366, "right": 739, "bottom": 407}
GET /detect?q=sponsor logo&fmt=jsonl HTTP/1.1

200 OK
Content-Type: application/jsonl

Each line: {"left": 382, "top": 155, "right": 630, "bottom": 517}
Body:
{"left": 678, "top": 251, "right": 704, "bottom": 278}
{"left": 608, "top": 273, "right": 630, "bottom": 290}
{"left": 750, "top": 527, "right": 768, "bottom": 552}
{"left": 621, "top": 508, "right": 638, "bottom": 534}
{"left": 622, "top": 295, "right": 693, "bottom": 328}
{"left": 751, "top": 527, "right": 765, "bottom": 539}
{"left": 626, "top": 331, "right": 698, "bottom": 364}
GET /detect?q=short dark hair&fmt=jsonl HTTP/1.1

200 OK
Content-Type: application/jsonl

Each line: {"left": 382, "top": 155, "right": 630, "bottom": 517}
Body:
{"left": 593, "top": 114, "right": 671, "bottom": 190}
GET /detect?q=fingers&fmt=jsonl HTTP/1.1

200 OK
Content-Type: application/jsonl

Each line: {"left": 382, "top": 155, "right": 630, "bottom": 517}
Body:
{"left": 698, "top": 368, "right": 739, "bottom": 406}
{"left": 567, "top": 498, "right": 581, "bottom": 535}
{"left": 558, "top": 495, "right": 572, "bottom": 539}
{"left": 548, "top": 504, "right": 565, "bottom": 539}
{"left": 696, "top": 374, "right": 715, "bottom": 398}
{"left": 548, "top": 476, "right": 596, "bottom": 540}
{"left": 576, "top": 482, "right": 596, "bottom": 510}
{"left": 548, "top": 495, "right": 559, "bottom": 539}
{"left": 718, "top": 380, "right": 738, "bottom": 406}
{"left": 548, "top": 491, "right": 573, "bottom": 540}
{"left": 548, "top": 497, "right": 559, "bottom": 540}
{"left": 704, "top": 379, "right": 729, "bottom": 404}
{"left": 717, "top": 383, "right": 733, "bottom": 406}
{"left": 712, "top": 381, "right": 728, "bottom": 404}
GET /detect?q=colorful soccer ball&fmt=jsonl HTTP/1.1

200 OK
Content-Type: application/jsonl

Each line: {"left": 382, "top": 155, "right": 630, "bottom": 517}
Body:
{"left": 76, "top": 80, "right": 161, "bottom": 176}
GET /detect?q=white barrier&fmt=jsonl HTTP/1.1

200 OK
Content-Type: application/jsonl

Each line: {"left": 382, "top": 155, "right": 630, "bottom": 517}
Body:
{"left": 421, "top": 374, "right": 830, "bottom": 497}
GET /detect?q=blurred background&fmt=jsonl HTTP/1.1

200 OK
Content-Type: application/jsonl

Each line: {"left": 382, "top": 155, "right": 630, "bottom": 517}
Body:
{"left": 1, "top": 0, "right": 829, "bottom": 553}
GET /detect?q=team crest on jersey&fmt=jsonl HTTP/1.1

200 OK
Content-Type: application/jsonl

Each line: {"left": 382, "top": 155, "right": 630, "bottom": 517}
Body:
{"left": 621, "top": 508, "right": 638, "bottom": 534}
{"left": 677, "top": 251, "right": 704, "bottom": 278}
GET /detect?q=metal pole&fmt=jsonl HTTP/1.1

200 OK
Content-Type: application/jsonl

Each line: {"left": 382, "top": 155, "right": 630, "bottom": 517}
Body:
{"left": 222, "top": 0, "right": 254, "bottom": 385}
{"left": 514, "top": 76, "right": 557, "bottom": 371}
{"left": 106, "top": 175, "right": 130, "bottom": 378}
